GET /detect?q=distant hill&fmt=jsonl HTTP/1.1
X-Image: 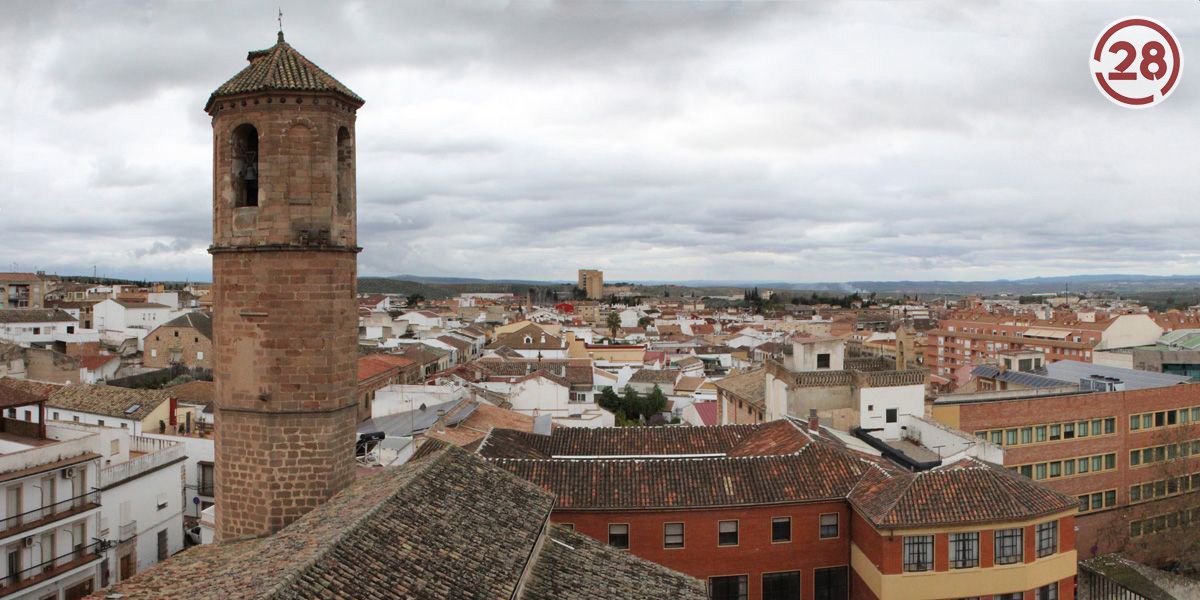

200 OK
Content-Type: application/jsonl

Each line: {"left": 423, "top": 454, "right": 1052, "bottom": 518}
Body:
{"left": 388, "top": 274, "right": 570, "bottom": 286}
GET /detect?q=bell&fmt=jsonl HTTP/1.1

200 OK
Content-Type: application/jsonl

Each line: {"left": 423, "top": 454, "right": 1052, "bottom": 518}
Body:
{"left": 244, "top": 164, "right": 258, "bottom": 181}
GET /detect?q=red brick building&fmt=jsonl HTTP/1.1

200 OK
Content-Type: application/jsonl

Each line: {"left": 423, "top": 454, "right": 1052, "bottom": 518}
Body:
{"left": 933, "top": 383, "right": 1200, "bottom": 566}
{"left": 480, "top": 420, "right": 1077, "bottom": 600}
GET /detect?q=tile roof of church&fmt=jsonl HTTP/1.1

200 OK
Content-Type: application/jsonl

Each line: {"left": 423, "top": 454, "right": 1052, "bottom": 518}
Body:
{"left": 206, "top": 33, "right": 364, "bottom": 111}
{"left": 99, "top": 445, "right": 704, "bottom": 600}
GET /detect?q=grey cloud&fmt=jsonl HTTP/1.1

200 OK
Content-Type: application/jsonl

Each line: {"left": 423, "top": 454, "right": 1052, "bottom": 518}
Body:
{"left": 2, "top": 0, "right": 1198, "bottom": 282}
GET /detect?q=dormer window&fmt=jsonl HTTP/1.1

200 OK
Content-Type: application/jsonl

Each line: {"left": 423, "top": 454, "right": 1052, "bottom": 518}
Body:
{"left": 232, "top": 123, "right": 259, "bottom": 207}
{"left": 524, "top": 335, "right": 533, "bottom": 344}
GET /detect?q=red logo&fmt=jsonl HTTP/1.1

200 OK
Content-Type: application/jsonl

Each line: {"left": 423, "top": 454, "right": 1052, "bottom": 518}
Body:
{"left": 1091, "top": 16, "right": 1183, "bottom": 108}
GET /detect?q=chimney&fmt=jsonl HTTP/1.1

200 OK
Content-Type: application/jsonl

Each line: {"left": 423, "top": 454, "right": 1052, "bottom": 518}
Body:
{"left": 808, "top": 408, "right": 820, "bottom": 432}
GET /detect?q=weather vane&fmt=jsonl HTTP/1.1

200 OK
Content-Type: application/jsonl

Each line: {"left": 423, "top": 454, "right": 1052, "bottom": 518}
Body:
{"left": 277, "top": 7, "right": 284, "bottom": 42}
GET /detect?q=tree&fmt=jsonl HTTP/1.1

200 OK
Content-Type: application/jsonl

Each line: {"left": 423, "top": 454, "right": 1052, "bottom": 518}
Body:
{"left": 640, "top": 385, "right": 667, "bottom": 419}
{"left": 406, "top": 294, "right": 425, "bottom": 307}
{"left": 637, "top": 316, "right": 654, "bottom": 328}
{"left": 606, "top": 311, "right": 621, "bottom": 339}
{"left": 597, "top": 387, "right": 621, "bottom": 414}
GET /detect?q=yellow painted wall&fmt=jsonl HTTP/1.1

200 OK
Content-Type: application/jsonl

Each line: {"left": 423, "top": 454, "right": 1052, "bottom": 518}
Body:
{"left": 851, "top": 543, "right": 1075, "bottom": 600}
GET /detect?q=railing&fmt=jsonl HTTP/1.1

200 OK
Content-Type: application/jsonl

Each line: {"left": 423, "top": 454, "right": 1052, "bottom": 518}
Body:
{"left": 197, "top": 482, "right": 214, "bottom": 497}
{"left": 0, "top": 490, "right": 100, "bottom": 534}
{"left": 130, "top": 435, "right": 178, "bottom": 454}
{"left": 99, "top": 441, "right": 185, "bottom": 487}
{"left": 1078, "top": 562, "right": 1153, "bottom": 599}
{"left": 0, "top": 540, "right": 106, "bottom": 590}
{"left": 119, "top": 520, "right": 137, "bottom": 542}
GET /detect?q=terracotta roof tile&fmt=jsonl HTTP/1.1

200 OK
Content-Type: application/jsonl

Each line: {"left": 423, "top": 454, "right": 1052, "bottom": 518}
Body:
{"left": 206, "top": 34, "right": 363, "bottom": 111}
{"left": 101, "top": 445, "right": 702, "bottom": 599}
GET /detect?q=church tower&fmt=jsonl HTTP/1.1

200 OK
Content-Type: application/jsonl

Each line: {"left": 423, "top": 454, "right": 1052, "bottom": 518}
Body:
{"left": 205, "top": 32, "right": 364, "bottom": 541}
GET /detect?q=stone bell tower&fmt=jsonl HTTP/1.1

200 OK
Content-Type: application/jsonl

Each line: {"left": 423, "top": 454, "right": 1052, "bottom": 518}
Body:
{"left": 205, "top": 32, "right": 363, "bottom": 541}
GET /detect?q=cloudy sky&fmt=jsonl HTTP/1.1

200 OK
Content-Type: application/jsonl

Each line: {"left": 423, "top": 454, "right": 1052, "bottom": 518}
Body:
{"left": 1, "top": 1, "right": 1197, "bottom": 283}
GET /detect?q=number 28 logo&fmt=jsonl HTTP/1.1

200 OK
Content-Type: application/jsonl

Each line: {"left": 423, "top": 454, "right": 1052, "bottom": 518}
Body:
{"left": 1091, "top": 16, "right": 1183, "bottom": 108}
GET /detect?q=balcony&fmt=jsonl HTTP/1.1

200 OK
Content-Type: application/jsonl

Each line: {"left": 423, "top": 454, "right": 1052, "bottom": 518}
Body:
{"left": 0, "top": 540, "right": 106, "bottom": 597}
{"left": 99, "top": 437, "right": 185, "bottom": 488}
{"left": 0, "top": 491, "right": 101, "bottom": 542}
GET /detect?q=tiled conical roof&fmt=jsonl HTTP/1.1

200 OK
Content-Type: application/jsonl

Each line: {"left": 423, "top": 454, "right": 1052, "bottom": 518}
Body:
{"left": 205, "top": 32, "right": 363, "bottom": 111}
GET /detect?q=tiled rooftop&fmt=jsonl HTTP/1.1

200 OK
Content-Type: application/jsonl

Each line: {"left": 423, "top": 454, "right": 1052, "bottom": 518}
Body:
{"left": 206, "top": 33, "right": 364, "bottom": 111}
{"left": 101, "top": 445, "right": 703, "bottom": 599}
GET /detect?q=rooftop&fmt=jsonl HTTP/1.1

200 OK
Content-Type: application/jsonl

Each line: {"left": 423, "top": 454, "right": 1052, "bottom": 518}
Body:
{"left": 157, "top": 312, "right": 213, "bottom": 340}
{"left": 46, "top": 383, "right": 169, "bottom": 421}
{"left": 480, "top": 419, "right": 1078, "bottom": 528}
{"left": 0, "top": 308, "right": 77, "bottom": 324}
{"left": 102, "top": 445, "right": 704, "bottom": 600}
{"left": 206, "top": 33, "right": 364, "bottom": 112}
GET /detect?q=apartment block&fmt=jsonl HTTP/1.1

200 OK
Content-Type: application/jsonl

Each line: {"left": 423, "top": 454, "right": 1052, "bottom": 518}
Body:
{"left": 932, "top": 383, "right": 1200, "bottom": 567}
{"left": 480, "top": 419, "right": 1078, "bottom": 600}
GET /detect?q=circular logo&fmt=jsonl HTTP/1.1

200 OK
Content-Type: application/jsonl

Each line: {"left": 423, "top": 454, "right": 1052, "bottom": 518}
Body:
{"left": 1090, "top": 16, "right": 1183, "bottom": 108}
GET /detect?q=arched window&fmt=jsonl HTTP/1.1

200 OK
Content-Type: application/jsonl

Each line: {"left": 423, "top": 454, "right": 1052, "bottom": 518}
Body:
{"left": 336, "top": 126, "right": 352, "bottom": 214}
{"left": 231, "top": 124, "right": 259, "bottom": 207}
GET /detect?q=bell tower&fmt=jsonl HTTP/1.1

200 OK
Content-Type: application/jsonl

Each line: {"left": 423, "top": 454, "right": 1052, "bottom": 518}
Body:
{"left": 206, "top": 32, "right": 364, "bottom": 541}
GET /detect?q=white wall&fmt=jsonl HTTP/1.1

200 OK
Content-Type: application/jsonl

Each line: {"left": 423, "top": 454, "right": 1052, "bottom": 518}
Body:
{"left": 789, "top": 338, "right": 845, "bottom": 371}
{"left": 101, "top": 456, "right": 185, "bottom": 577}
{"left": 1099, "top": 314, "right": 1164, "bottom": 350}
{"left": 142, "top": 433, "right": 214, "bottom": 518}
{"left": 859, "top": 384, "right": 925, "bottom": 439}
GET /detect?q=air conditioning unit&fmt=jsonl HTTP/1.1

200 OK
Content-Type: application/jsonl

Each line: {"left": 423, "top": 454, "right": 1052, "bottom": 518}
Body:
{"left": 62, "top": 467, "right": 76, "bottom": 479}
{"left": 22, "top": 537, "right": 33, "bottom": 548}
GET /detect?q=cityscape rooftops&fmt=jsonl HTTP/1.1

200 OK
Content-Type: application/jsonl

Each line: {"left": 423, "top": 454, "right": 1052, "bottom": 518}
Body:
{"left": 103, "top": 445, "right": 704, "bottom": 599}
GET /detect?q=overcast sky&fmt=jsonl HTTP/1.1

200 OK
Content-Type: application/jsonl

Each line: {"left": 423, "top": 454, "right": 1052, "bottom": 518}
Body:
{"left": 1, "top": 1, "right": 1197, "bottom": 283}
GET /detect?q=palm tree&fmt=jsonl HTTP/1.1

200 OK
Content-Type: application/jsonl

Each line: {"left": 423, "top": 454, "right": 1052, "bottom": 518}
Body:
{"left": 606, "top": 311, "right": 621, "bottom": 339}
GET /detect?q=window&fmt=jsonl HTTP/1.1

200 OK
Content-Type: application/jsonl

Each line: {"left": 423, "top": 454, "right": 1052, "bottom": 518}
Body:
{"left": 1078, "top": 494, "right": 1090, "bottom": 512}
{"left": 336, "top": 126, "right": 354, "bottom": 214}
{"left": 1006, "top": 429, "right": 1017, "bottom": 445}
{"left": 664, "top": 523, "right": 684, "bottom": 549}
{"left": 1105, "top": 417, "right": 1116, "bottom": 433}
{"left": 1105, "top": 453, "right": 1116, "bottom": 470}
{"left": 197, "top": 351, "right": 204, "bottom": 360}
{"left": 150, "top": 349, "right": 157, "bottom": 358}
{"left": 1035, "top": 464, "right": 1047, "bottom": 480}
{"left": 157, "top": 529, "right": 169, "bottom": 561}
{"left": 903, "top": 535, "right": 933, "bottom": 572}
{"left": 761, "top": 571, "right": 802, "bottom": 600}
{"left": 1131, "top": 450, "right": 1141, "bottom": 466}
{"left": 110, "top": 439, "right": 120, "bottom": 456}
{"left": 810, "top": 513, "right": 838, "bottom": 539}
{"left": 886, "top": 408, "right": 897, "bottom": 423}
{"left": 1049, "top": 461, "right": 1061, "bottom": 478}
{"left": 1036, "top": 582, "right": 1058, "bottom": 600}
{"left": 994, "top": 528, "right": 1023, "bottom": 565}
{"left": 607, "top": 524, "right": 629, "bottom": 549}
{"left": 709, "top": 575, "right": 747, "bottom": 600}
{"left": 231, "top": 123, "right": 259, "bottom": 207}
{"left": 771, "top": 517, "right": 791, "bottom": 543}
{"left": 1021, "top": 427, "right": 1033, "bottom": 444}
{"left": 718, "top": 520, "right": 739, "bottom": 546}
{"left": 1035, "top": 425, "right": 1047, "bottom": 442}
{"left": 929, "top": 530, "right": 975, "bottom": 569}
{"left": 53, "top": 412, "right": 59, "bottom": 420}
{"left": 813, "top": 566, "right": 849, "bottom": 600}
{"left": 98, "top": 419, "right": 105, "bottom": 427}
{"left": 1078, "top": 420, "right": 1090, "bottom": 437}
{"left": 1036, "top": 521, "right": 1058, "bottom": 557}
{"left": 559, "top": 523, "right": 574, "bottom": 531}
{"left": 199, "top": 462, "right": 215, "bottom": 496}
{"left": 1049, "top": 424, "right": 1061, "bottom": 441}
